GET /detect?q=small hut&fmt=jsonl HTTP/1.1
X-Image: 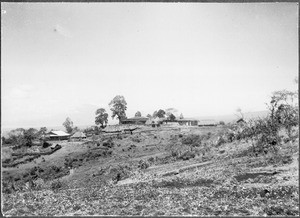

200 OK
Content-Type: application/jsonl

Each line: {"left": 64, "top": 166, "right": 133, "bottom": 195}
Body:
{"left": 120, "top": 117, "right": 149, "bottom": 125}
{"left": 198, "top": 120, "right": 217, "bottom": 127}
{"left": 71, "top": 132, "right": 87, "bottom": 141}
{"left": 177, "top": 119, "right": 199, "bottom": 126}
{"left": 46, "top": 130, "right": 70, "bottom": 141}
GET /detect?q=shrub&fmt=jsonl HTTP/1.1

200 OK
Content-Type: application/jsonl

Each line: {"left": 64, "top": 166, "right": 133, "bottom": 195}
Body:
{"left": 181, "top": 134, "right": 201, "bottom": 147}
{"left": 240, "top": 117, "right": 281, "bottom": 154}
{"left": 179, "top": 151, "right": 196, "bottom": 160}
{"left": 215, "top": 136, "right": 226, "bottom": 147}
{"left": 237, "top": 89, "right": 298, "bottom": 155}
{"left": 171, "top": 149, "right": 180, "bottom": 158}
{"left": 138, "top": 159, "right": 150, "bottom": 169}
{"left": 131, "top": 136, "right": 141, "bottom": 143}
{"left": 148, "top": 157, "right": 155, "bottom": 163}
{"left": 51, "top": 180, "right": 63, "bottom": 191}
{"left": 103, "top": 139, "right": 114, "bottom": 148}
{"left": 109, "top": 165, "right": 132, "bottom": 182}
{"left": 42, "top": 141, "right": 51, "bottom": 148}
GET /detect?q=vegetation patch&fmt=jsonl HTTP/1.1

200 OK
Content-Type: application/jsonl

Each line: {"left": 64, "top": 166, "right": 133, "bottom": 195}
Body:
{"left": 234, "top": 172, "right": 277, "bottom": 182}
{"left": 153, "top": 177, "right": 214, "bottom": 189}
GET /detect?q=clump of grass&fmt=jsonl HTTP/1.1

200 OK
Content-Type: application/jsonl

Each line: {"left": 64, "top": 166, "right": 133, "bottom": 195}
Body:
{"left": 181, "top": 134, "right": 201, "bottom": 146}
{"left": 147, "top": 157, "right": 155, "bottom": 163}
{"left": 50, "top": 179, "right": 64, "bottom": 191}
{"left": 103, "top": 138, "right": 114, "bottom": 148}
{"left": 109, "top": 164, "right": 133, "bottom": 182}
{"left": 138, "top": 159, "right": 150, "bottom": 169}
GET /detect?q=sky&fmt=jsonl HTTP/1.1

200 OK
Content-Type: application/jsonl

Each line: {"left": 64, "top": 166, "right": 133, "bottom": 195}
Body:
{"left": 1, "top": 3, "right": 298, "bottom": 129}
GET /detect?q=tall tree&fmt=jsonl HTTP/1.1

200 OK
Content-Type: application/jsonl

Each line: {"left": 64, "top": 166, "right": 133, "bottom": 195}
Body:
{"left": 39, "top": 127, "right": 47, "bottom": 134}
{"left": 95, "top": 108, "right": 109, "bottom": 128}
{"left": 165, "top": 108, "right": 178, "bottom": 118}
{"left": 109, "top": 95, "right": 127, "bottom": 124}
{"left": 156, "top": 109, "right": 166, "bottom": 118}
{"left": 23, "top": 128, "right": 38, "bottom": 147}
{"left": 179, "top": 113, "right": 184, "bottom": 119}
{"left": 135, "top": 111, "right": 142, "bottom": 117}
{"left": 152, "top": 111, "right": 158, "bottom": 118}
{"left": 8, "top": 128, "right": 26, "bottom": 145}
{"left": 63, "top": 117, "right": 73, "bottom": 133}
{"left": 169, "top": 113, "right": 176, "bottom": 121}
{"left": 37, "top": 127, "right": 47, "bottom": 139}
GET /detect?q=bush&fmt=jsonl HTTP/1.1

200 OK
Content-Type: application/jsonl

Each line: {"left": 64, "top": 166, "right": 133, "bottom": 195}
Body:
{"left": 240, "top": 117, "right": 281, "bottom": 154}
{"left": 103, "top": 139, "right": 114, "bottom": 148}
{"left": 109, "top": 165, "right": 132, "bottom": 182}
{"left": 181, "top": 134, "right": 201, "bottom": 147}
{"left": 51, "top": 180, "right": 63, "bottom": 191}
{"left": 138, "top": 159, "right": 150, "bottom": 169}
{"left": 171, "top": 149, "right": 180, "bottom": 158}
{"left": 179, "top": 151, "right": 196, "bottom": 160}
{"left": 215, "top": 136, "right": 226, "bottom": 147}
{"left": 148, "top": 157, "right": 155, "bottom": 163}
{"left": 131, "top": 136, "right": 141, "bottom": 143}
{"left": 219, "top": 121, "right": 225, "bottom": 125}
{"left": 42, "top": 141, "right": 51, "bottom": 148}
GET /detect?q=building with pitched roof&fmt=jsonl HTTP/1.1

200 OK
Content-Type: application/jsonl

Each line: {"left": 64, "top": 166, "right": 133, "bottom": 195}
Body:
{"left": 198, "top": 120, "right": 217, "bottom": 127}
{"left": 46, "top": 130, "right": 70, "bottom": 140}
{"left": 120, "top": 117, "right": 149, "bottom": 125}
{"left": 71, "top": 132, "right": 87, "bottom": 140}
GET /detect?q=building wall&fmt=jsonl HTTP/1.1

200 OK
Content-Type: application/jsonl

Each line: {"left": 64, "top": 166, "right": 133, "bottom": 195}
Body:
{"left": 49, "top": 136, "right": 70, "bottom": 140}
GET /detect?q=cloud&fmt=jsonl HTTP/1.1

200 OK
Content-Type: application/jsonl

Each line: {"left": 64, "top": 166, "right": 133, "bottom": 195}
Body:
{"left": 53, "top": 24, "right": 72, "bottom": 38}
{"left": 7, "top": 84, "right": 35, "bottom": 99}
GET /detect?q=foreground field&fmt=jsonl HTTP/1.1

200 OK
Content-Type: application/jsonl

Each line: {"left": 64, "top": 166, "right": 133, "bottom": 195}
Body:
{"left": 2, "top": 125, "right": 299, "bottom": 216}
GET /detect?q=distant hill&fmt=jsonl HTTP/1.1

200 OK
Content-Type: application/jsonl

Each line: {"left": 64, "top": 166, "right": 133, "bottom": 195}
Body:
{"left": 1, "top": 110, "right": 270, "bottom": 137}
{"left": 194, "top": 110, "right": 269, "bottom": 124}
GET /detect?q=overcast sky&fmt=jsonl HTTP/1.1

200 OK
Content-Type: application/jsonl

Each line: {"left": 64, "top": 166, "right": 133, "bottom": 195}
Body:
{"left": 1, "top": 3, "right": 298, "bottom": 128}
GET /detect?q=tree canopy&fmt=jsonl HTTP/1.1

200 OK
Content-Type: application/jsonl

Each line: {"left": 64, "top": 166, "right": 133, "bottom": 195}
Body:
{"left": 169, "top": 113, "right": 176, "bottom": 121}
{"left": 135, "top": 111, "right": 142, "bottom": 117}
{"left": 109, "top": 95, "right": 127, "bottom": 124}
{"left": 152, "top": 111, "right": 158, "bottom": 118}
{"left": 95, "top": 108, "right": 109, "bottom": 128}
{"left": 63, "top": 117, "right": 73, "bottom": 134}
{"left": 156, "top": 109, "right": 166, "bottom": 118}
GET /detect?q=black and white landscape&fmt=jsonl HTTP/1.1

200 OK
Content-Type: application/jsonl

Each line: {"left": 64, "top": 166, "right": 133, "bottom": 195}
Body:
{"left": 1, "top": 2, "right": 298, "bottom": 216}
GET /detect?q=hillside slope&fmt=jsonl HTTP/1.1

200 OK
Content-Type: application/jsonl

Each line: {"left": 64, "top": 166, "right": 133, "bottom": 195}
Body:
{"left": 2, "top": 125, "right": 298, "bottom": 216}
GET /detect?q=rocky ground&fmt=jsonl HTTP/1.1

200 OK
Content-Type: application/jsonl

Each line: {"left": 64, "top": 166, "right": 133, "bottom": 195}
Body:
{"left": 2, "top": 125, "right": 299, "bottom": 216}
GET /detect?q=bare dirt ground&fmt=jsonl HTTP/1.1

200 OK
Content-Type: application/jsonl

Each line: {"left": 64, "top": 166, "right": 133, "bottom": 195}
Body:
{"left": 2, "top": 125, "right": 299, "bottom": 216}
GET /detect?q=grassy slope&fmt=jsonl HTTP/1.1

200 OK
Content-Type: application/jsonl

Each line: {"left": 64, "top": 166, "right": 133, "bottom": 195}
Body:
{"left": 2, "top": 125, "right": 299, "bottom": 216}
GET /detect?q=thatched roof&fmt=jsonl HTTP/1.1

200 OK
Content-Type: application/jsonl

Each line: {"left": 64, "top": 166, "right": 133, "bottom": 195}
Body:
{"left": 122, "top": 117, "right": 149, "bottom": 122}
{"left": 48, "top": 130, "right": 70, "bottom": 137}
{"left": 71, "top": 132, "right": 86, "bottom": 138}
{"left": 198, "top": 120, "right": 217, "bottom": 125}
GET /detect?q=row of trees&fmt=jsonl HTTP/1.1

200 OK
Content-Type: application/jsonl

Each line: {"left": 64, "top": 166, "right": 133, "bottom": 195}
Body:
{"left": 2, "top": 95, "right": 185, "bottom": 145}
{"left": 95, "top": 95, "right": 126, "bottom": 128}
{"left": 94, "top": 95, "right": 185, "bottom": 128}
{"left": 3, "top": 117, "right": 80, "bottom": 146}
{"left": 2, "top": 127, "right": 48, "bottom": 147}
